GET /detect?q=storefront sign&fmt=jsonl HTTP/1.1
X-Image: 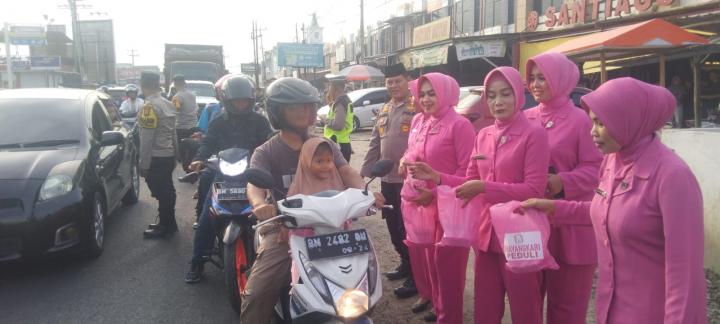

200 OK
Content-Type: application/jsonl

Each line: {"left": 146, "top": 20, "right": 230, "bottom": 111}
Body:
{"left": 455, "top": 40, "right": 506, "bottom": 61}
{"left": 9, "top": 25, "right": 47, "bottom": 46}
{"left": 426, "top": 0, "right": 445, "bottom": 12}
{"left": 526, "top": 0, "right": 677, "bottom": 31}
{"left": 30, "top": 56, "right": 61, "bottom": 71}
{"left": 413, "top": 17, "right": 451, "bottom": 47}
{"left": 240, "top": 63, "right": 257, "bottom": 74}
{"left": 277, "top": 43, "right": 324, "bottom": 68}
{"left": 400, "top": 44, "right": 450, "bottom": 69}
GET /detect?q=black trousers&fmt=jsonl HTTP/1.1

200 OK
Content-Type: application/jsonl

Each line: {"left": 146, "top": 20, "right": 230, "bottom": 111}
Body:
{"left": 145, "top": 157, "right": 177, "bottom": 229}
{"left": 339, "top": 142, "right": 352, "bottom": 163}
{"left": 195, "top": 168, "right": 215, "bottom": 220}
{"left": 177, "top": 128, "right": 195, "bottom": 171}
{"left": 381, "top": 182, "right": 410, "bottom": 267}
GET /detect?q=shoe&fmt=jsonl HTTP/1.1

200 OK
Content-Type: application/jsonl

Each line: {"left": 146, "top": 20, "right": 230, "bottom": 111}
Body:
{"left": 148, "top": 223, "right": 161, "bottom": 230}
{"left": 192, "top": 222, "right": 199, "bottom": 230}
{"left": 148, "top": 223, "right": 178, "bottom": 233}
{"left": 385, "top": 263, "right": 410, "bottom": 281}
{"left": 185, "top": 262, "right": 204, "bottom": 283}
{"left": 143, "top": 226, "right": 173, "bottom": 239}
{"left": 178, "top": 172, "right": 199, "bottom": 184}
{"left": 411, "top": 299, "right": 431, "bottom": 313}
{"left": 423, "top": 311, "right": 437, "bottom": 322}
{"left": 393, "top": 278, "right": 418, "bottom": 299}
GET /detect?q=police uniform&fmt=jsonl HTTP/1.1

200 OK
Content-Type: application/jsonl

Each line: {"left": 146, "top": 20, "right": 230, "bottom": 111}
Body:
{"left": 171, "top": 76, "right": 199, "bottom": 171}
{"left": 360, "top": 88, "right": 417, "bottom": 276}
{"left": 323, "top": 74, "right": 353, "bottom": 162}
{"left": 138, "top": 88, "right": 178, "bottom": 237}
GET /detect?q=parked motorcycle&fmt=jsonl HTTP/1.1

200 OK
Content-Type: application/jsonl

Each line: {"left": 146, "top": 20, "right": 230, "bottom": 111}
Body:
{"left": 246, "top": 159, "right": 394, "bottom": 324}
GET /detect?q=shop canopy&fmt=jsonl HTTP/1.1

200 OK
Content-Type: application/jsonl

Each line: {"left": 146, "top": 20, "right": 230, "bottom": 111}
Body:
{"left": 548, "top": 18, "right": 709, "bottom": 61}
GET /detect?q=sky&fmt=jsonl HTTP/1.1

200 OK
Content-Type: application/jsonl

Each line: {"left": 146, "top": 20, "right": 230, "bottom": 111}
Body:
{"left": 2, "top": 0, "right": 422, "bottom": 72}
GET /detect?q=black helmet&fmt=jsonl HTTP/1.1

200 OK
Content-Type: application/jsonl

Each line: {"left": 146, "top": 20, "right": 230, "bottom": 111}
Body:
{"left": 221, "top": 75, "right": 255, "bottom": 117}
{"left": 265, "top": 77, "right": 321, "bottom": 130}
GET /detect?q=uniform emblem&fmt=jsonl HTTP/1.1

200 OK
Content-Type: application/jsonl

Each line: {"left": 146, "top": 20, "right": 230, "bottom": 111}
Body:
{"left": 407, "top": 97, "right": 416, "bottom": 112}
{"left": 378, "top": 126, "right": 385, "bottom": 137}
{"left": 401, "top": 125, "right": 410, "bottom": 133}
{"left": 138, "top": 103, "right": 158, "bottom": 129}
{"left": 499, "top": 135, "right": 508, "bottom": 145}
{"left": 545, "top": 121, "right": 554, "bottom": 129}
{"left": 172, "top": 96, "right": 181, "bottom": 111}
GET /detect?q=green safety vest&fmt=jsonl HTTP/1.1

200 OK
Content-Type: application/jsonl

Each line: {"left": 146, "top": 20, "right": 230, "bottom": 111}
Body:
{"left": 324, "top": 97, "right": 353, "bottom": 144}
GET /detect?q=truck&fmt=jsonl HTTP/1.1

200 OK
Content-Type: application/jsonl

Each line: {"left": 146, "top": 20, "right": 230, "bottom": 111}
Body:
{"left": 163, "top": 44, "right": 226, "bottom": 89}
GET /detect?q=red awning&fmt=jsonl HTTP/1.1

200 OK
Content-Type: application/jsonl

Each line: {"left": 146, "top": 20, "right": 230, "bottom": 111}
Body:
{"left": 548, "top": 18, "right": 709, "bottom": 60}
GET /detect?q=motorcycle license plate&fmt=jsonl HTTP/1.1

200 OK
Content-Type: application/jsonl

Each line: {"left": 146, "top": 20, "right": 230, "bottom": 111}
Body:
{"left": 215, "top": 184, "right": 247, "bottom": 201}
{"left": 305, "top": 229, "right": 371, "bottom": 260}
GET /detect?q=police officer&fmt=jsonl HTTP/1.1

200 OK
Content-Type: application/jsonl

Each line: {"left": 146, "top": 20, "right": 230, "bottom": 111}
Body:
{"left": 138, "top": 71, "right": 179, "bottom": 238}
{"left": 360, "top": 63, "right": 419, "bottom": 299}
{"left": 171, "top": 75, "right": 199, "bottom": 172}
{"left": 322, "top": 74, "right": 353, "bottom": 162}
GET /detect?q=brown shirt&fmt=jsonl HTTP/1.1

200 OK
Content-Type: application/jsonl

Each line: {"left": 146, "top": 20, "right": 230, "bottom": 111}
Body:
{"left": 360, "top": 97, "right": 416, "bottom": 183}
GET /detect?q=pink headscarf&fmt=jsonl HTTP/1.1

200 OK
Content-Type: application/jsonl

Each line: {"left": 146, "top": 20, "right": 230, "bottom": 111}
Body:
{"left": 414, "top": 72, "right": 460, "bottom": 119}
{"left": 580, "top": 77, "right": 675, "bottom": 158}
{"left": 526, "top": 52, "right": 580, "bottom": 109}
{"left": 483, "top": 66, "right": 526, "bottom": 136}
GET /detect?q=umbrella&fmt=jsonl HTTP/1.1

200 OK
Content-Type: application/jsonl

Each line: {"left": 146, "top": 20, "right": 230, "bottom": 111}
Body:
{"left": 337, "top": 64, "right": 385, "bottom": 81}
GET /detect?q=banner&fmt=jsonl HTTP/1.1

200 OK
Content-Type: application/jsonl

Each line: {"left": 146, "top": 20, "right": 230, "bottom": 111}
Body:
{"left": 455, "top": 40, "right": 506, "bottom": 61}
{"left": 400, "top": 44, "right": 450, "bottom": 70}
{"left": 413, "top": 17, "right": 451, "bottom": 47}
{"left": 277, "top": 43, "right": 324, "bottom": 68}
{"left": 30, "top": 56, "right": 61, "bottom": 70}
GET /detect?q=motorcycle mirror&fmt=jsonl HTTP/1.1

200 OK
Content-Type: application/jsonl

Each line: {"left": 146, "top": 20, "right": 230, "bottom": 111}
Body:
{"left": 370, "top": 159, "right": 394, "bottom": 178}
{"left": 245, "top": 168, "right": 275, "bottom": 190}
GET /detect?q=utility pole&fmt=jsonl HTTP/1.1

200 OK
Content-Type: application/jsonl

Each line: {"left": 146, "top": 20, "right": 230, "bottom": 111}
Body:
{"left": 60, "top": 0, "right": 92, "bottom": 81}
{"left": 4, "top": 23, "right": 13, "bottom": 88}
{"left": 359, "top": 0, "right": 365, "bottom": 62}
{"left": 251, "top": 21, "right": 260, "bottom": 88}
{"left": 128, "top": 49, "right": 139, "bottom": 82}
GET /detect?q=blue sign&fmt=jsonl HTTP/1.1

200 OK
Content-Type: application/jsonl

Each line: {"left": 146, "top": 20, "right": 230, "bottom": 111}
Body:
{"left": 11, "top": 38, "right": 47, "bottom": 46}
{"left": 277, "top": 43, "right": 324, "bottom": 68}
{"left": 30, "top": 56, "right": 61, "bottom": 70}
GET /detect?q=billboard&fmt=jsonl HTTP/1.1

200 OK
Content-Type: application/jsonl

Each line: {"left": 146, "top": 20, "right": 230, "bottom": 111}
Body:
{"left": 30, "top": 56, "right": 61, "bottom": 70}
{"left": 277, "top": 43, "right": 324, "bottom": 68}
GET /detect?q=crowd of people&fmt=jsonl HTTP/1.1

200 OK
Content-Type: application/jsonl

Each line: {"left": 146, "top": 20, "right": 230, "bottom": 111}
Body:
{"left": 132, "top": 50, "right": 707, "bottom": 323}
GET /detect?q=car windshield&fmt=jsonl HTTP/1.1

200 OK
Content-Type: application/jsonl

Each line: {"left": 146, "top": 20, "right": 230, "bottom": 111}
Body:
{"left": 0, "top": 99, "right": 84, "bottom": 147}
{"left": 186, "top": 83, "right": 216, "bottom": 97}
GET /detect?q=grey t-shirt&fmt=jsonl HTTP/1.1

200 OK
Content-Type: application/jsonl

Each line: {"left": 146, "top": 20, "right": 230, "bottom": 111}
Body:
{"left": 250, "top": 134, "right": 348, "bottom": 198}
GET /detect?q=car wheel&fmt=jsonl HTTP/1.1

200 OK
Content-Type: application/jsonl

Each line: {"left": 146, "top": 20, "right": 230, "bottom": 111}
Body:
{"left": 85, "top": 193, "right": 105, "bottom": 258}
{"left": 352, "top": 116, "right": 360, "bottom": 133}
{"left": 122, "top": 160, "right": 140, "bottom": 205}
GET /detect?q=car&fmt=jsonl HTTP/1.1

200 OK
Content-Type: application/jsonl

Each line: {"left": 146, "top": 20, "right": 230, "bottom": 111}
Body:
{"left": 456, "top": 85, "right": 592, "bottom": 130}
{"left": 169, "top": 80, "right": 219, "bottom": 112}
{"left": 316, "top": 87, "right": 390, "bottom": 132}
{"left": 0, "top": 88, "right": 141, "bottom": 262}
{"left": 105, "top": 86, "right": 127, "bottom": 108}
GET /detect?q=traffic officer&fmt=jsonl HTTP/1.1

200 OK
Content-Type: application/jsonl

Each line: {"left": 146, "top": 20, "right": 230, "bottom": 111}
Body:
{"left": 138, "top": 71, "right": 179, "bottom": 238}
{"left": 360, "top": 63, "right": 418, "bottom": 298}
{"left": 171, "top": 74, "right": 199, "bottom": 172}
{"left": 322, "top": 74, "right": 353, "bottom": 162}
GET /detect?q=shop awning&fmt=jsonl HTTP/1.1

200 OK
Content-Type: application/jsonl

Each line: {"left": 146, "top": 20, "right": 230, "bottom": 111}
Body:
{"left": 548, "top": 18, "right": 709, "bottom": 61}
{"left": 399, "top": 43, "right": 451, "bottom": 70}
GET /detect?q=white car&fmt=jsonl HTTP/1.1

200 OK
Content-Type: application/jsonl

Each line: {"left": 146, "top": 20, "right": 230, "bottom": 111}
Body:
{"left": 316, "top": 87, "right": 389, "bottom": 132}
{"left": 170, "top": 80, "right": 219, "bottom": 111}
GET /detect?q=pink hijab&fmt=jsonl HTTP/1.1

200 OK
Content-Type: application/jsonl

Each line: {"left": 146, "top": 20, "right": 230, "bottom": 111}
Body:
{"left": 414, "top": 72, "right": 460, "bottom": 119}
{"left": 287, "top": 137, "right": 345, "bottom": 197}
{"left": 526, "top": 52, "right": 580, "bottom": 111}
{"left": 483, "top": 66, "right": 526, "bottom": 137}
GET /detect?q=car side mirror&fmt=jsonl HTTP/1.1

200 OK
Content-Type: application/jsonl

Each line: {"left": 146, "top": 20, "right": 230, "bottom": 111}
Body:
{"left": 362, "top": 100, "right": 371, "bottom": 106}
{"left": 100, "top": 131, "right": 124, "bottom": 146}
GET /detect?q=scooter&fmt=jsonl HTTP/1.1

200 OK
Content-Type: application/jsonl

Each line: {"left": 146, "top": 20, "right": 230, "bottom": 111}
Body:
{"left": 204, "top": 147, "right": 257, "bottom": 314}
{"left": 245, "top": 159, "right": 394, "bottom": 324}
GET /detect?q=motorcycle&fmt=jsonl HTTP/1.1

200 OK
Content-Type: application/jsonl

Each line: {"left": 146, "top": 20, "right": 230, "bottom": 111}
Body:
{"left": 245, "top": 159, "right": 394, "bottom": 324}
{"left": 203, "top": 147, "right": 257, "bottom": 314}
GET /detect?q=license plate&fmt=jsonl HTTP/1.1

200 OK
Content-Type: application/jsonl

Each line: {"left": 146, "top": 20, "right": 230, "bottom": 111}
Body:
{"left": 305, "top": 229, "right": 371, "bottom": 260}
{"left": 215, "top": 185, "right": 247, "bottom": 201}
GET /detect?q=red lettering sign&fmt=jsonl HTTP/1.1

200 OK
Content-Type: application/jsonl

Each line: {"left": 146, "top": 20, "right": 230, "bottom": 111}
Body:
{"left": 531, "top": 0, "right": 678, "bottom": 29}
{"left": 635, "top": 0, "right": 652, "bottom": 12}
{"left": 545, "top": 6, "right": 557, "bottom": 27}
{"left": 558, "top": 3, "right": 571, "bottom": 25}
{"left": 572, "top": 0, "right": 586, "bottom": 24}
{"left": 615, "top": 0, "right": 631, "bottom": 16}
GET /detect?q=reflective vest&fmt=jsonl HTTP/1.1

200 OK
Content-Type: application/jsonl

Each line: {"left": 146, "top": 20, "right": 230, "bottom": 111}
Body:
{"left": 323, "top": 96, "right": 353, "bottom": 144}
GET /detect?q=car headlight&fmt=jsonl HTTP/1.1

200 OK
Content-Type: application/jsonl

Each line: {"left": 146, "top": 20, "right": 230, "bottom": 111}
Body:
{"left": 39, "top": 174, "right": 74, "bottom": 201}
{"left": 337, "top": 289, "right": 369, "bottom": 319}
{"left": 299, "top": 251, "right": 333, "bottom": 305}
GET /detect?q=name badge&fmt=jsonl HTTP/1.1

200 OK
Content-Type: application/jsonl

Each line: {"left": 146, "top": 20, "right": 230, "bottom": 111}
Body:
{"left": 428, "top": 126, "right": 440, "bottom": 134}
{"left": 545, "top": 121, "right": 554, "bottom": 129}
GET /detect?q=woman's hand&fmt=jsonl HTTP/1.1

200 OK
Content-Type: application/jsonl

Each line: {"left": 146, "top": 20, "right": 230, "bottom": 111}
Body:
{"left": 455, "top": 180, "right": 484, "bottom": 203}
{"left": 546, "top": 174, "right": 564, "bottom": 198}
{"left": 411, "top": 187, "right": 434, "bottom": 206}
{"left": 407, "top": 162, "right": 441, "bottom": 184}
{"left": 521, "top": 198, "right": 556, "bottom": 215}
{"left": 398, "top": 158, "right": 408, "bottom": 177}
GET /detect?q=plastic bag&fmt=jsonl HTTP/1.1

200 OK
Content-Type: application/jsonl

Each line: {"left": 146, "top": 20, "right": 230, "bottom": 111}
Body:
{"left": 436, "top": 185, "right": 482, "bottom": 247}
{"left": 489, "top": 201, "right": 558, "bottom": 273}
{"left": 401, "top": 199, "right": 437, "bottom": 245}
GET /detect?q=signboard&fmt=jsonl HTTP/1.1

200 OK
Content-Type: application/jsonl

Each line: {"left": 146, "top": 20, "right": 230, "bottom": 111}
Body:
{"left": 30, "top": 56, "right": 61, "bottom": 70}
{"left": 526, "top": 0, "right": 677, "bottom": 31}
{"left": 277, "top": 43, "right": 324, "bottom": 68}
{"left": 0, "top": 60, "right": 31, "bottom": 71}
{"left": 240, "top": 63, "right": 257, "bottom": 74}
{"left": 412, "top": 17, "right": 451, "bottom": 47}
{"left": 455, "top": 40, "right": 506, "bottom": 61}
{"left": 400, "top": 44, "right": 450, "bottom": 70}
{"left": 10, "top": 25, "right": 47, "bottom": 46}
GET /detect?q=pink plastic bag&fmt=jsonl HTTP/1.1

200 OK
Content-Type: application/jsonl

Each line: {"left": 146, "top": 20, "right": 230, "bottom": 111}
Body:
{"left": 436, "top": 185, "right": 482, "bottom": 247}
{"left": 489, "top": 201, "right": 559, "bottom": 273}
{"left": 401, "top": 199, "right": 437, "bottom": 245}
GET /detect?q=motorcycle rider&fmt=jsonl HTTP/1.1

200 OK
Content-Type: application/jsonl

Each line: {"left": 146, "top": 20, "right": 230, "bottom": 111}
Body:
{"left": 242, "top": 77, "right": 382, "bottom": 323}
{"left": 119, "top": 84, "right": 144, "bottom": 117}
{"left": 184, "top": 75, "right": 273, "bottom": 283}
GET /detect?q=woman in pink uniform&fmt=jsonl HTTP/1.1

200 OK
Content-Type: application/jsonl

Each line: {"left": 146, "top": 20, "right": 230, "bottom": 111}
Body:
{"left": 409, "top": 66, "right": 549, "bottom": 323}
{"left": 524, "top": 77, "right": 706, "bottom": 324}
{"left": 524, "top": 52, "right": 603, "bottom": 324}
{"left": 400, "top": 72, "right": 475, "bottom": 321}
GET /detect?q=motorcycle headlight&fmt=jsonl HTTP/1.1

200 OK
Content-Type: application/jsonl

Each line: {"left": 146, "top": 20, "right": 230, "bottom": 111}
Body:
{"left": 337, "top": 289, "right": 369, "bottom": 319}
{"left": 298, "top": 251, "right": 333, "bottom": 305}
{"left": 39, "top": 175, "right": 74, "bottom": 201}
{"left": 219, "top": 159, "right": 247, "bottom": 177}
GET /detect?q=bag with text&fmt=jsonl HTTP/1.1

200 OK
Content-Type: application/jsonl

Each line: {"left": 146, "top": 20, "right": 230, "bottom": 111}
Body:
{"left": 489, "top": 201, "right": 558, "bottom": 273}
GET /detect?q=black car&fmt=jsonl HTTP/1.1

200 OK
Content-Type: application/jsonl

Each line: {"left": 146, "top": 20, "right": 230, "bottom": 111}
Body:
{"left": 0, "top": 89, "right": 140, "bottom": 262}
